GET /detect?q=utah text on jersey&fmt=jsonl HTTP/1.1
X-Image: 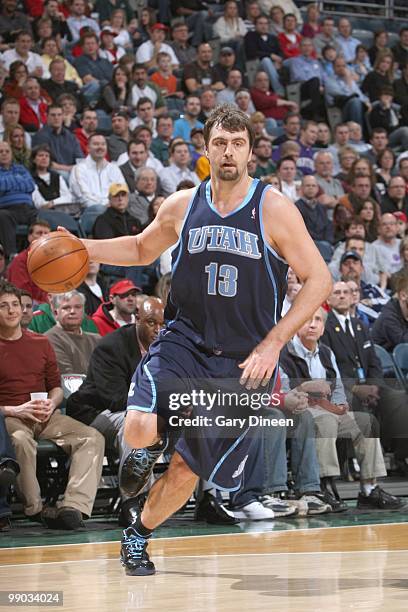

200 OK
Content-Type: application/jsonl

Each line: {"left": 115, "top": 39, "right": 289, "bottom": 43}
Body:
{"left": 187, "top": 225, "right": 262, "bottom": 259}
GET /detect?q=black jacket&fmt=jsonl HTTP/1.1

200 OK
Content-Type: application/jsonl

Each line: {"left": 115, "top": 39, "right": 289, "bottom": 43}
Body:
{"left": 380, "top": 193, "right": 408, "bottom": 217}
{"left": 371, "top": 298, "right": 408, "bottom": 352}
{"left": 77, "top": 276, "right": 109, "bottom": 316}
{"left": 244, "top": 30, "right": 281, "bottom": 61}
{"left": 368, "top": 103, "right": 404, "bottom": 135}
{"left": 66, "top": 324, "right": 142, "bottom": 424}
{"left": 279, "top": 340, "right": 337, "bottom": 390}
{"left": 120, "top": 161, "right": 137, "bottom": 193}
{"left": 295, "top": 198, "right": 333, "bottom": 243}
{"left": 321, "top": 311, "right": 382, "bottom": 383}
{"left": 92, "top": 207, "right": 141, "bottom": 239}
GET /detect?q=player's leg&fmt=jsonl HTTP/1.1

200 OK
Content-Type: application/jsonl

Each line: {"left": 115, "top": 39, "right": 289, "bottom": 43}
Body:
{"left": 121, "top": 451, "right": 198, "bottom": 576}
{"left": 119, "top": 411, "right": 168, "bottom": 498}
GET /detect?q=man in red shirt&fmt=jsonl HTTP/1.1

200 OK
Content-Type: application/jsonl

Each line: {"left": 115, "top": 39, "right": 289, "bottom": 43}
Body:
{"left": 7, "top": 220, "right": 51, "bottom": 306}
{"left": 73, "top": 108, "right": 98, "bottom": 156}
{"left": 0, "top": 280, "right": 104, "bottom": 529}
{"left": 250, "top": 71, "right": 298, "bottom": 121}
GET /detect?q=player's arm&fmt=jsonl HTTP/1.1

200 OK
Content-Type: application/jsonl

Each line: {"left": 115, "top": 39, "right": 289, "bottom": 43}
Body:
{"left": 80, "top": 190, "right": 193, "bottom": 266}
{"left": 240, "top": 190, "right": 332, "bottom": 388}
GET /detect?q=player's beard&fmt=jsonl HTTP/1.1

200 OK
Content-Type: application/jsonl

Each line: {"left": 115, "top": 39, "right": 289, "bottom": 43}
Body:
{"left": 218, "top": 166, "right": 239, "bottom": 181}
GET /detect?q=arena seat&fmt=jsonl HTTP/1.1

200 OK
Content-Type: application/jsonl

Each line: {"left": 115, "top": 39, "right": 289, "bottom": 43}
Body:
{"left": 38, "top": 210, "right": 82, "bottom": 236}
{"left": 392, "top": 343, "right": 408, "bottom": 391}
{"left": 374, "top": 344, "right": 401, "bottom": 381}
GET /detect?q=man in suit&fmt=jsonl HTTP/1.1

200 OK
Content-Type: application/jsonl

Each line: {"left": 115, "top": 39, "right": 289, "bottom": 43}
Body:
{"left": 322, "top": 281, "right": 408, "bottom": 478}
{"left": 67, "top": 297, "right": 164, "bottom": 526}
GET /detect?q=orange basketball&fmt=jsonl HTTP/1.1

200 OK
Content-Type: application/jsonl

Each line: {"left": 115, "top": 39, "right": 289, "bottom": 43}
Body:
{"left": 27, "top": 231, "right": 89, "bottom": 294}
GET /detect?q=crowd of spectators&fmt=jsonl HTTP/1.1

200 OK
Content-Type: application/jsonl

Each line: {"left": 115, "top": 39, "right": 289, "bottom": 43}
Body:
{"left": 1, "top": 0, "right": 408, "bottom": 530}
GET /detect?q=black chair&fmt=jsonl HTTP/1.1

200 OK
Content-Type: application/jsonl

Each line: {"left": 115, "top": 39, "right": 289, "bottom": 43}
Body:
{"left": 374, "top": 344, "right": 402, "bottom": 384}
{"left": 38, "top": 210, "right": 82, "bottom": 236}
{"left": 392, "top": 343, "right": 408, "bottom": 391}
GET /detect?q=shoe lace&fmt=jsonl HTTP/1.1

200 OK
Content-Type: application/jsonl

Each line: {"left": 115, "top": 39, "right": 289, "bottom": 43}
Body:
{"left": 124, "top": 534, "right": 146, "bottom": 559}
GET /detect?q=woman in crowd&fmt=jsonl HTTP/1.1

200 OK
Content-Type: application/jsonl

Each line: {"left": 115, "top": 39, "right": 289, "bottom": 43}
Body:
{"left": 269, "top": 5, "right": 285, "bottom": 36}
{"left": 4, "top": 125, "right": 31, "bottom": 168}
{"left": 362, "top": 49, "right": 395, "bottom": 102}
{"left": 336, "top": 146, "right": 359, "bottom": 188}
{"left": 101, "top": 65, "right": 133, "bottom": 115}
{"left": 3, "top": 61, "right": 29, "bottom": 98}
{"left": 356, "top": 198, "right": 380, "bottom": 242}
{"left": 214, "top": 0, "right": 247, "bottom": 44}
{"left": 110, "top": 9, "right": 134, "bottom": 51}
{"left": 368, "top": 30, "right": 391, "bottom": 66}
{"left": 30, "top": 144, "right": 73, "bottom": 210}
{"left": 301, "top": 3, "right": 321, "bottom": 38}
{"left": 376, "top": 148, "right": 396, "bottom": 194}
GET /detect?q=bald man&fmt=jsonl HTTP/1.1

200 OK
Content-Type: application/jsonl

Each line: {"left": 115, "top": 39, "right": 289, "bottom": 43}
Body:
{"left": 66, "top": 297, "right": 165, "bottom": 524}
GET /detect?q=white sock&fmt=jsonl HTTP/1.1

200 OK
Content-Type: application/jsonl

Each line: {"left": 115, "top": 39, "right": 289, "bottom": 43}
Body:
{"left": 361, "top": 483, "right": 376, "bottom": 497}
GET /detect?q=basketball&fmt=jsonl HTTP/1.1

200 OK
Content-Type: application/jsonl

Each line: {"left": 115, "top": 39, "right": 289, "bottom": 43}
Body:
{"left": 27, "top": 231, "right": 89, "bottom": 294}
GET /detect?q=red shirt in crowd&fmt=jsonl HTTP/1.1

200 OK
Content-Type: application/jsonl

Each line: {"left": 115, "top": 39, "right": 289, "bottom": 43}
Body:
{"left": 250, "top": 86, "right": 288, "bottom": 120}
{"left": 7, "top": 249, "right": 49, "bottom": 305}
{"left": 0, "top": 331, "right": 61, "bottom": 407}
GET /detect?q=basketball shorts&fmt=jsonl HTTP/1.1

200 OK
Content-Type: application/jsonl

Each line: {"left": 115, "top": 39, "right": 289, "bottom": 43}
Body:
{"left": 127, "top": 324, "right": 277, "bottom": 491}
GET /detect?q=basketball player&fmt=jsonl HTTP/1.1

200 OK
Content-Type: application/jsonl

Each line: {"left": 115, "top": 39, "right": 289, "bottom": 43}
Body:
{"left": 68, "top": 106, "right": 332, "bottom": 575}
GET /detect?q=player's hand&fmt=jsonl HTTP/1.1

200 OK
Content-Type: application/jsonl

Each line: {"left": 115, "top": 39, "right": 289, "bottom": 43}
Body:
{"left": 284, "top": 390, "right": 308, "bottom": 413}
{"left": 239, "top": 341, "right": 281, "bottom": 390}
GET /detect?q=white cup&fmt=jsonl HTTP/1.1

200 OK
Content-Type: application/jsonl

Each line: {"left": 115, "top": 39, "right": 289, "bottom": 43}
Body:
{"left": 30, "top": 392, "right": 48, "bottom": 401}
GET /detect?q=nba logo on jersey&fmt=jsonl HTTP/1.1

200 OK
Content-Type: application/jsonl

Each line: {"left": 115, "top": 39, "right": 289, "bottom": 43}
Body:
{"left": 251, "top": 207, "right": 256, "bottom": 220}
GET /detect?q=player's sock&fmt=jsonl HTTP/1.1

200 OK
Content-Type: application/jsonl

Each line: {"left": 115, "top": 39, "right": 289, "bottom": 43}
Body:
{"left": 361, "top": 483, "right": 376, "bottom": 497}
{"left": 133, "top": 515, "right": 153, "bottom": 539}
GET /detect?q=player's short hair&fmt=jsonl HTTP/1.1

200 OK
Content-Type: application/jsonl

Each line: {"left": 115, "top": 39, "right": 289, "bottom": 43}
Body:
{"left": 203, "top": 104, "right": 254, "bottom": 149}
{"left": 0, "top": 280, "right": 21, "bottom": 302}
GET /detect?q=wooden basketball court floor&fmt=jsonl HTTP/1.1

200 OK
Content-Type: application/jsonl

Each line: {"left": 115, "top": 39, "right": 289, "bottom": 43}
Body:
{"left": 1, "top": 518, "right": 408, "bottom": 611}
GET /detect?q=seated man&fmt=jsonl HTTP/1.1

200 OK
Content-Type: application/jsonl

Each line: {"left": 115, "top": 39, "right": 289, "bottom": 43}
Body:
{"left": 339, "top": 250, "right": 389, "bottom": 325}
{"left": 160, "top": 141, "right": 199, "bottom": 197}
{"left": 45, "top": 291, "right": 100, "bottom": 375}
{"left": 244, "top": 14, "right": 284, "bottom": 95}
{"left": 324, "top": 57, "right": 369, "bottom": 125}
{"left": 295, "top": 175, "right": 333, "bottom": 262}
{"left": 0, "top": 141, "right": 37, "bottom": 259}
{"left": 69, "top": 134, "right": 125, "bottom": 209}
{"left": 0, "top": 281, "right": 104, "bottom": 529}
{"left": 280, "top": 306, "right": 402, "bottom": 511}
{"left": 7, "top": 220, "right": 50, "bottom": 305}
{"left": 67, "top": 297, "right": 164, "bottom": 525}
{"left": 19, "top": 77, "right": 49, "bottom": 133}
{"left": 230, "top": 386, "right": 333, "bottom": 519}
{"left": 73, "top": 32, "right": 113, "bottom": 106}
{"left": 32, "top": 104, "right": 84, "bottom": 177}
{"left": 372, "top": 213, "right": 401, "bottom": 278}
{"left": 20, "top": 290, "right": 34, "bottom": 329}
{"left": 93, "top": 183, "right": 142, "bottom": 239}
{"left": 371, "top": 271, "right": 408, "bottom": 352}
{"left": 2, "top": 30, "right": 43, "bottom": 76}
{"left": 0, "top": 413, "right": 19, "bottom": 531}
{"left": 92, "top": 279, "right": 139, "bottom": 336}
{"left": 323, "top": 281, "right": 408, "bottom": 468}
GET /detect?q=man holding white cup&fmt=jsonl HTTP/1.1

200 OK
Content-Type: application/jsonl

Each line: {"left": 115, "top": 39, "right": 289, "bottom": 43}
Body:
{"left": 0, "top": 280, "right": 105, "bottom": 530}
